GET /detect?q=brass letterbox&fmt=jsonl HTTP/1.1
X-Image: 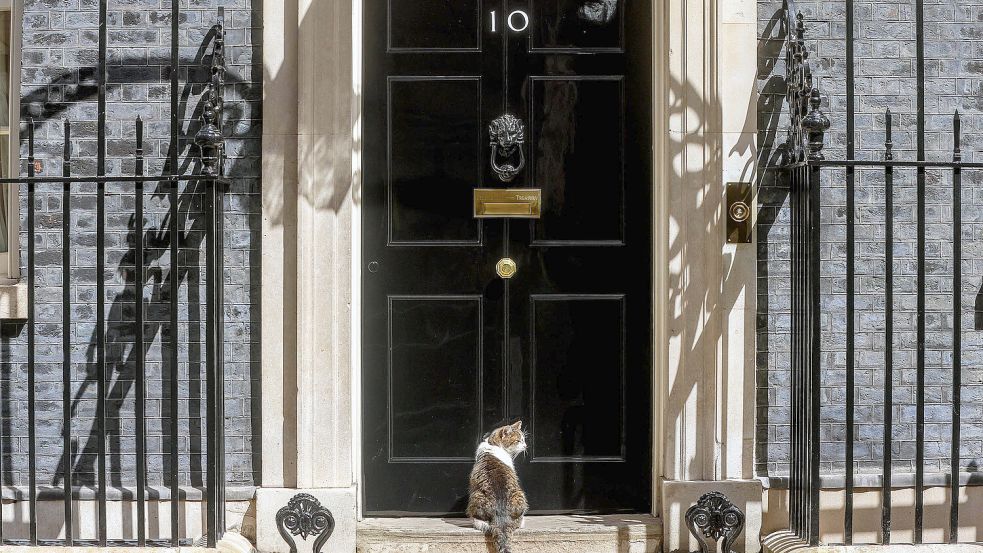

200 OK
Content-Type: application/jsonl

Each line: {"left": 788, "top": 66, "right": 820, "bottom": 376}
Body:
{"left": 473, "top": 188, "right": 542, "bottom": 219}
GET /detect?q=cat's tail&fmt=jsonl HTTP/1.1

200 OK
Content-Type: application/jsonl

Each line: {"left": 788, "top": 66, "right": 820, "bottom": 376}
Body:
{"left": 490, "top": 511, "right": 515, "bottom": 553}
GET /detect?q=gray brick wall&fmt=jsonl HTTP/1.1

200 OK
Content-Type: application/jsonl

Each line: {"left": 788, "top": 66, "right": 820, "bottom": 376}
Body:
{"left": 0, "top": 0, "right": 261, "bottom": 489}
{"left": 758, "top": 0, "right": 983, "bottom": 479}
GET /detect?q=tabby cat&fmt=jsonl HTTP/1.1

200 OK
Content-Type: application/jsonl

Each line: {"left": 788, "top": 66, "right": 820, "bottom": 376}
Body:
{"left": 466, "top": 421, "right": 529, "bottom": 553}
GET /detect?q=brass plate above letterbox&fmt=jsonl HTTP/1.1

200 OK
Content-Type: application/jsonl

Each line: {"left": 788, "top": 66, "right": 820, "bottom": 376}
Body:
{"left": 473, "top": 188, "right": 542, "bottom": 219}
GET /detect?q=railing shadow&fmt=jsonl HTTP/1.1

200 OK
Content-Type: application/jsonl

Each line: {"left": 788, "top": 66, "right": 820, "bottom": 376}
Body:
{"left": 755, "top": 0, "right": 794, "bottom": 483}
{"left": 0, "top": 11, "right": 260, "bottom": 527}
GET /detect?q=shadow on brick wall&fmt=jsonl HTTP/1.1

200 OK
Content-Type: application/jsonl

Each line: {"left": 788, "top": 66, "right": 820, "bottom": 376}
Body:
{"left": 755, "top": 4, "right": 793, "bottom": 476}
{"left": 0, "top": 19, "right": 261, "bottom": 492}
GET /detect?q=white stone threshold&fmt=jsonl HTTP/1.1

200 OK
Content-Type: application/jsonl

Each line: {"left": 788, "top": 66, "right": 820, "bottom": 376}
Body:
{"left": 357, "top": 514, "right": 662, "bottom": 553}
{"left": 763, "top": 531, "right": 983, "bottom": 553}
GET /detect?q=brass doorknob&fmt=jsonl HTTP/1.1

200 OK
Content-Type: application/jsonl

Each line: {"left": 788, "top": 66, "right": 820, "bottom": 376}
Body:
{"left": 496, "top": 258, "right": 517, "bottom": 279}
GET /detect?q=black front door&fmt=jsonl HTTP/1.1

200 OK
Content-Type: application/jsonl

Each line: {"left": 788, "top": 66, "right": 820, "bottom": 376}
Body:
{"left": 362, "top": 0, "right": 652, "bottom": 516}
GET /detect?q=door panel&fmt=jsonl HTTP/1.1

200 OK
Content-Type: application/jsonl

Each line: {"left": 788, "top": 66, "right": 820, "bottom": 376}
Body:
{"left": 388, "top": 0, "right": 483, "bottom": 51}
{"left": 530, "top": 76, "right": 625, "bottom": 244}
{"left": 388, "top": 77, "right": 482, "bottom": 245}
{"left": 530, "top": 295, "right": 625, "bottom": 460}
{"left": 529, "top": 0, "right": 624, "bottom": 51}
{"left": 388, "top": 296, "right": 484, "bottom": 461}
{"left": 363, "top": 0, "right": 650, "bottom": 516}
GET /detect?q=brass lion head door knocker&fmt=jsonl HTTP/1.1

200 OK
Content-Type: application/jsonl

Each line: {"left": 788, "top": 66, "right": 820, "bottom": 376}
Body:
{"left": 489, "top": 114, "right": 526, "bottom": 182}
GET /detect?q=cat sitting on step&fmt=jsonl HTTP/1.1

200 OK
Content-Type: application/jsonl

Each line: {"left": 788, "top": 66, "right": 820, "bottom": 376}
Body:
{"left": 466, "top": 421, "right": 529, "bottom": 553}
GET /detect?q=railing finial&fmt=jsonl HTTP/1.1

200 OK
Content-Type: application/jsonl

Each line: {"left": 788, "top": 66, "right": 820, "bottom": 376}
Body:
{"left": 884, "top": 108, "right": 894, "bottom": 161}
{"left": 195, "top": 10, "right": 226, "bottom": 177}
{"left": 802, "top": 88, "right": 829, "bottom": 161}
{"left": 783, "top": 3, "right": 825, "bottom": 164}
{"left": 953, "top": 110, "right": 962, "bottom": 162}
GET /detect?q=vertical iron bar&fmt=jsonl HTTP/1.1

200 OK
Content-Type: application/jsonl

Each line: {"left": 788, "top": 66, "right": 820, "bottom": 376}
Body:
{"left": 882, "top": 109, "right": 894, "bottom": 544}
{"left": 794, "top": 162, "right": 802, "bottom": 539}
{"left": 26, "top": 120, "right": 37, "bottom": 546}
{"left": 950, "top": 111, "right": 962, "bottom": 543}
{"left": 61, "top": 120, "right": 73, "bottom": 545}
{"left": 805, "top": 163, "right": 813, "bottom": 542}
{"left": 135, "top": 117, "right": 147, "bottom": 547}
{"left": 801, "top": 164, "right": 807, "bottom": 539}
{"left": 97, "top": 0, "right": 108, "bottom": 543}
{"left": 206, "top": 180, "right": 217, "bottom": 547}
{"left": 206, "top": 15, "right": 224, "bottom": 544}
{"left": 802, "top": 164, "right": 808, "bottom": 539}
{"left": 805, "top": 161, "right": 812, "bottom": 541}
{"left": 844, "top": 0, "right": 856, "bottom": 542}
{"left": 790, "top": 165, "right": 800, "bottom": 537}
{"left": 169, "top": 0, "right": 181, "bottom": 541}
{"left": 215, "top": 181, "right": 226, "bottom": 536}
{"left": 207, "top": 178, "right": 226, "bottom": 545}
{"left": 797, "top": 164, "right": 803, "bottom": 538}
{"left": 789, "top": 166, "right": 796, "bottom": 535}
{"left": 799, "top": 162, "right": 807, "bottom": 540}
{"left": 800, "top": 162, "right": 807, "bottom": 540}
{"left": 798, "top": 163, "right": 806, "bottom": 539}
{"left": 914, "top": 0, "right": 926, "bottom": 541}
{"left": 797, "top": 163, "right": 804, "bottom": 539}
{"left": 169, "top": 139, "right": 181, "bottom": 541}
{"left": 810, "top": 162, "right": 822, "bottom": 546}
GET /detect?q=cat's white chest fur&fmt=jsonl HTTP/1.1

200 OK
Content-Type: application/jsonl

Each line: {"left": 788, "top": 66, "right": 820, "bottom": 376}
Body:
{"left": 476, "top": 440, "right": 515, "bottom": 470}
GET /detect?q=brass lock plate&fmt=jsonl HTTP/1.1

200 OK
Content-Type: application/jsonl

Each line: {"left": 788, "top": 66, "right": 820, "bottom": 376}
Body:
{"left": 726, "top": 182, "right": 753, "bottom": 244}
{"left": 474, "top": 188, "right": 541, "bottom": 218}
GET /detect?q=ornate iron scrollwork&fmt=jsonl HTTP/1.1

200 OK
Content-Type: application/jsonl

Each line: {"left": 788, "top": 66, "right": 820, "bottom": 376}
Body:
{"left": 783, "top": 2, "right": 829, "bottom": 164}
{"left": 685, "top": 491, "right": 745, "bottom": 553}
{"left": 489, "top": 114, "right": 526, "bottom": 182}
{"left": 195, "top": 12, "right": 227, "bottom": 176}
{"left": 276, "top": 493, "right": 336, "bottom": 553}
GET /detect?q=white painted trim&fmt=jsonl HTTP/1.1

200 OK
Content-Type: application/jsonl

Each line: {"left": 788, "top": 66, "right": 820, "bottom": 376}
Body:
{"left": 651, "top": 0, "right": 669, "bottom": 518}
{"left": 351, "top": 0, "right": 364, "bottom": 522}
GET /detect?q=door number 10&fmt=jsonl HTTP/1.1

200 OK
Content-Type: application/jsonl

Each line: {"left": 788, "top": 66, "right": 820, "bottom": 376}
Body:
{"left": 490, "top": 10, "right": 530, "bottom": 32}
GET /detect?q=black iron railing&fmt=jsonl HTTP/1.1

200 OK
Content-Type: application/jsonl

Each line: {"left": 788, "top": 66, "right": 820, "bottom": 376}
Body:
{"left": 0, "top": 4, "right": 229, "bottom": 548}
{"left": 783, "top": 0, "right": 977, "bottom": 545}
{"left": 783, "top": 2, "right": 825, "bottom": 543}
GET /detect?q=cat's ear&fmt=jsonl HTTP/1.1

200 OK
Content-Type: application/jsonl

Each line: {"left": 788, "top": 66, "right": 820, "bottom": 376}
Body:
{"left": 512, "top": 420, "right": 523, "bottom": 431}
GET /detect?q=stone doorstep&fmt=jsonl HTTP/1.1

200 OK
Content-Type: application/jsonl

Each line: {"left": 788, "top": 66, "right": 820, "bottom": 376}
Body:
{"left": 356, "top": 514, "right": 662, "bottom": 553}
{"left": 763, "top": 531, "right": 983, "bottom": 553}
